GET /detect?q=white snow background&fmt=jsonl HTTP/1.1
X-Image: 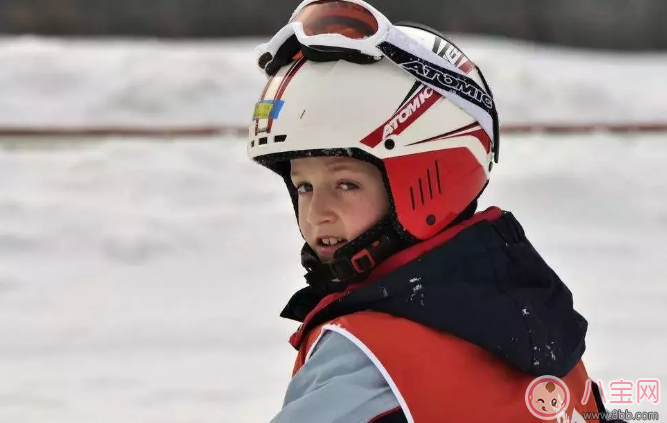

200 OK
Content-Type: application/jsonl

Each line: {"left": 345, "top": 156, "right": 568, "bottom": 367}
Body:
{"left": 0, "top": 35, "right": 664, "bottom": 423}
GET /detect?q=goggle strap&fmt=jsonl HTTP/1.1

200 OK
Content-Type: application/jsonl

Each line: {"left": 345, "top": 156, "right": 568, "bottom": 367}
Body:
{"left": 264, "top": 34, "right": 302, "bottom": 76}
{"left": 378, "top": 41, "right": 497, "bottom": 148}
{"left": 476, "top": 68, "right": 501, "bottom": 163}
{"left": 301, "top": 44, "right": 382, "bottom": 64}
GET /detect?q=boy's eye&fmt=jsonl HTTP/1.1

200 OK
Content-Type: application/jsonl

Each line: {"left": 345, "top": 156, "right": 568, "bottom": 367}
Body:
{"left": 339, "top": 182, "right": 359, "bottom": 190}
{"left": 293, "top": 181, "right": 358, "bottom": 193}
{"left": 295, "top": 183, "right": 312, "bottom": 194}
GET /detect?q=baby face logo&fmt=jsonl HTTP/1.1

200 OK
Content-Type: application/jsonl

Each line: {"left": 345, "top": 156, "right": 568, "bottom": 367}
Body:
{"left": 525, "top": 376, "right": 571, "bottom": 420}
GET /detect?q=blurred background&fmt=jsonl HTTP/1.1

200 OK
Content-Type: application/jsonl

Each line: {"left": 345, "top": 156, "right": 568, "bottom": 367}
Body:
{"left": 0, "top": 1, "right": 664, "bottom": 423}
{"left": 1, "top": 0, "right": 667, "bottom": 50}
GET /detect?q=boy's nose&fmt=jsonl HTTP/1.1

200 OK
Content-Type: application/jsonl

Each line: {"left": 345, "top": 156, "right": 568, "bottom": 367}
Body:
{"left": 306, "top": 190, "right": 336, "bottom": 225}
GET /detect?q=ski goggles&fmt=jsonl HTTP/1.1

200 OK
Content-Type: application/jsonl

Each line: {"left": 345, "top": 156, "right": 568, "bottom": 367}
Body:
{"left": 256, "top": 0, "right": 499, "bottom": 162}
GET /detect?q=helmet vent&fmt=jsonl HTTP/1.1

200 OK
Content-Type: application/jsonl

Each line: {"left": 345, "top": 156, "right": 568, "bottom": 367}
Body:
{"left": 409, "top": 160, "right": 443, "bottom": 211}
{"left": 408, "top": 180, "right": 426, "bottom": 210}
{"left": 418, "top": 178, "right": 425, "bottom": 205}
{"left": 250, "top": 134, "right": 287, "bottom": 148}
{"left": 426, "top": 169, "right": 434, "bottom": 199}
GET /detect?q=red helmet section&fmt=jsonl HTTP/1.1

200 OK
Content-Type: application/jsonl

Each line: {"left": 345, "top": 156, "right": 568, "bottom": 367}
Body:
{"left": 382, "top": 142, "right": 489, "bottom": 240}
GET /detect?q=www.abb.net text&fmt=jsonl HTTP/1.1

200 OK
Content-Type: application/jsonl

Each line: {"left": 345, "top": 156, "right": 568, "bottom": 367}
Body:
{"left": 582, "top": 409, "right": 659, "bottom": 421}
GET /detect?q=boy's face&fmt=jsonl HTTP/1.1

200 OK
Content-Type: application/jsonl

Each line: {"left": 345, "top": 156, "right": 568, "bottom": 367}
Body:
{"left": 290, "top": 156, "right": 389, "bottom": 263}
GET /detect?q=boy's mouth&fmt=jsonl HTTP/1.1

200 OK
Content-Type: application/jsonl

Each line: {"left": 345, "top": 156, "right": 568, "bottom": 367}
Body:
{"left": 318, "top": 237, "right": 347, "bottom": 246}
{"left": 315, "top": 236, "right": 348, "bottom": 260}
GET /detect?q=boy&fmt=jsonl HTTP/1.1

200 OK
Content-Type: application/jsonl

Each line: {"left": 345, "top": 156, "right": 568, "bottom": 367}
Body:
{"left": 248, "top": 1, "right": 616, "bottom": 421}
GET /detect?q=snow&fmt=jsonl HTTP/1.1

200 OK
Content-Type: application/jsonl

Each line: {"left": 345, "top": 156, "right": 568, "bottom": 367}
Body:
{"left": 1, "top": 35, "right": 666, "bottom": 127}
{"left": 0, "top": 36, "right": 664, "bottom": 422}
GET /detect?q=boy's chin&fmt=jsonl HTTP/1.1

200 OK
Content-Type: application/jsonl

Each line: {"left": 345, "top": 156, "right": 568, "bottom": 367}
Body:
{"left": 313, "top": 243, "right": 348, "bottom": 263}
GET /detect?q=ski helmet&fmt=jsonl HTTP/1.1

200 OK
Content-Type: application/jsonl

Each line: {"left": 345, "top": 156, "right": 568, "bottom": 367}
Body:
{"left": 248, "top": 22, "right": 500, "bottom": 290}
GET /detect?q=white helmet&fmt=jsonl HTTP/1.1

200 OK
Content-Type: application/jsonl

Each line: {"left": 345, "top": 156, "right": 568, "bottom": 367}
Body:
{"left": 248, "top": 23, "right": 500, "bottom": 288}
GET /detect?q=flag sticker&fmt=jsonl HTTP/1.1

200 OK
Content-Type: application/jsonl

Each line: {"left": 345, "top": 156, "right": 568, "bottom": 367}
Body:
{"left": 253, "top": 100, "right": 284, "bottom": 120}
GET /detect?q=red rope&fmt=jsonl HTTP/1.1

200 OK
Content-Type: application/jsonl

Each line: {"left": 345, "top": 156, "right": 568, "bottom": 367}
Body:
{"left": 0, "top": 123, "right": 666, "bottom": 137}
{"left": 500, "top": 123, "right": 667, "bottom": 134}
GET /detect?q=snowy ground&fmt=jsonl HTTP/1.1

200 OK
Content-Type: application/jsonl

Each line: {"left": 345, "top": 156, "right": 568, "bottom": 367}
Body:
{"left": 0, "top": 36, "right": 665, "bottom": 423}
{"left": 0, "top": 35, "right": 666, "bottom": 127}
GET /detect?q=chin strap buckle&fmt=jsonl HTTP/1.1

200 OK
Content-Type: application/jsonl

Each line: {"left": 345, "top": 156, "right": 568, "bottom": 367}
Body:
{"left": 307, "top": 235, "right": 399, "bottom": 294}
{"left": 328, "top": 246, "right": 376, "bottom": 282}
{"left": 351, "top": 247, "right": 377, "bottom": 273}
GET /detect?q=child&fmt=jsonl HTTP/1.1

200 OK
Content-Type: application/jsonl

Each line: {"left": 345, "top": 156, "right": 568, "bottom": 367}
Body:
{"left": 248, "top": 1, "right": 616, "bottom": 421}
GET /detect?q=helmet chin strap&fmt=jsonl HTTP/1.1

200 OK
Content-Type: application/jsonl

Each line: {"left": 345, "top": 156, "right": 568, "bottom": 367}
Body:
{"left": 301, "top": 215, "right": 407, "bottom": 294}
{"left": 300, "top": 199, "right": 480, "bottom": 294}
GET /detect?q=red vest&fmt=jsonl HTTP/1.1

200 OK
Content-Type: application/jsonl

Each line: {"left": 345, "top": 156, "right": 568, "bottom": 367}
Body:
{"left": 293, "top": 311, "right": 600, "bottom": 423}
